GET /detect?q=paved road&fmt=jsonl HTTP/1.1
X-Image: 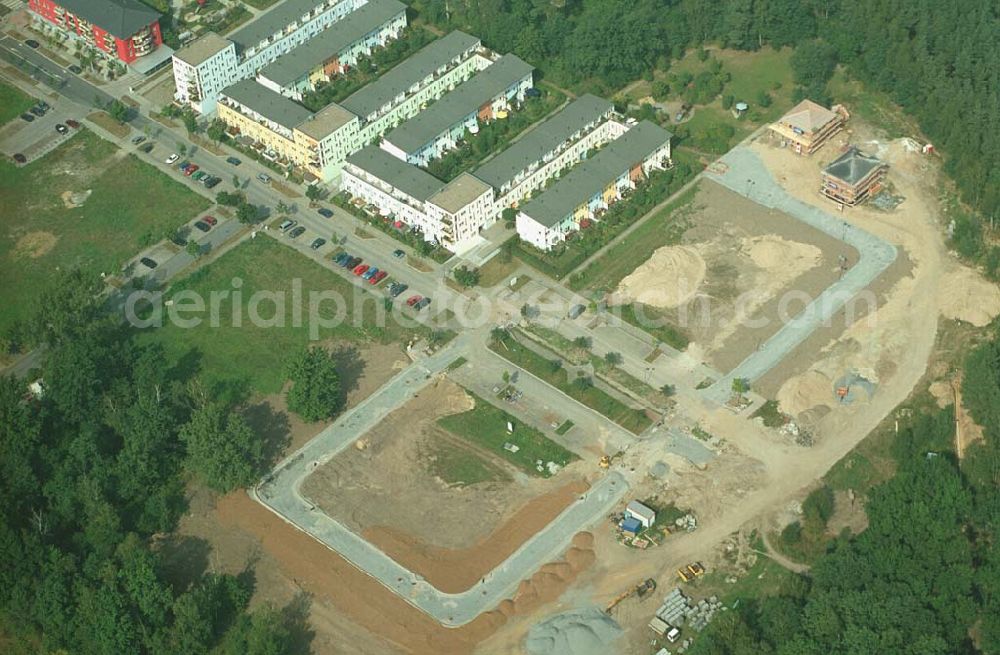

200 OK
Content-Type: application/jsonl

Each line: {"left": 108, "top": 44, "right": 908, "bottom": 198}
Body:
{"left": 255, "top": 335, "right": 628, "bottom": 626}
{"left": 702, "top": 146, "right": 897, "bottom": 400}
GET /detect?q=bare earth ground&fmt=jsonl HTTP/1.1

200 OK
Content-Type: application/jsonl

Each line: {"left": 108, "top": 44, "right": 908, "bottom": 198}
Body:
{"left": 300, "top": 377, "right": 592, "bottom": 592}
{"left": 611, "top": 180, "right": 853, "bottom": 372}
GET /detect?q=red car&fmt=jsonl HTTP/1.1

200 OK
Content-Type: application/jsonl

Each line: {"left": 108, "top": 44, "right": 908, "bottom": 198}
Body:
{"left": 184, "top": 164, "right": 199, "bottom": 176}
{"left": 66, "top": 119, "right": 80, "bottom": 129}
{"left": 353, "top": 264, "right": 369, "bottom": 276}
{"left": 406, "top": 295, "right": 422, "bottom": 306}
{"left": 202, "top": 215, "right": 218, "bottom": 226}
{"left": 369, "top": 270, "right": 387, "bottom": 285}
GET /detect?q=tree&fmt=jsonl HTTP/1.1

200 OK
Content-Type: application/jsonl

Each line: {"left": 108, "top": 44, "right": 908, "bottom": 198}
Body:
{"left": 572, "top": 336, "right": 592, "bottom": 349}
{"left": 660, "top": 383, "right": 676, "bottom": 397}
{"left": 285, "top": 347, "right": 342, "bottom": 422}
{"left": 275, "top": 200, "right": 291, "bottom": 215}
{"left": 731, "top": 377, "right": 750, "bottom": 402}
{"left": 180, "top": 401, "right": 262, "bottom": 492}
{"left": 236, "top": 202, "right": 258, "bottom": 224}
{"left": 520, "top": 304, "right": 538, "bottom": 320}
{"left": 305, "top": 185, "right": 322, "bottom": 205}
{"left": 106, "top": 99, "right": 129, "bottom": 124}
{"left": 489, "top": 326, "right": 509, "bottom": 346}
{"left": 217, "top": 190, "right": 242, "bottom": 206}
{"left": 186, "top": 241, "right": 202, "bottom": 258}
{"left": 232, "top": 175, "right": 241, "bottom": 189}
{"left": 177, "top": 142, "right": 187, "bottom": 156}
{"left": 453, "top": 265, "right": 480, "bottom": 288}
{"left": 206, "top": 119, "right": 227, "bottom": 142}
{"left": 604, "top": 351, "right": 624, "bottom": 366}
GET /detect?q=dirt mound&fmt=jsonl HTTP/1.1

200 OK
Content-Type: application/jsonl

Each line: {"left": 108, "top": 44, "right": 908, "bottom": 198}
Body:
{"left": 776, "top": 369, "right": 833, "bottom": 418}
{"left": 611, "top": 245, "right": 706, "bottom": 309}
{"left": 60, "top": 189, "right": 91, "bottom": 208}
{"left": 524, "top": 607, "right": 622, "bottom": 655}
{"left": 742, "top": 234, "right": 821, "bottom": 275}
{"left": 12, "top": 231, "right": 57, "bottom": 259}
{"left": 937, "top": 266, "right": 1000, "bottom": 327}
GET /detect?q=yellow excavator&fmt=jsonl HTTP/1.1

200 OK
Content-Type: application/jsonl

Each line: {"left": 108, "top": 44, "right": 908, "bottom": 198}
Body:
{"left": 599, "top": 451, "right": 624, "bottom": 469}
{"left": 605, "top": 578, "right": 657, "bottom": 614}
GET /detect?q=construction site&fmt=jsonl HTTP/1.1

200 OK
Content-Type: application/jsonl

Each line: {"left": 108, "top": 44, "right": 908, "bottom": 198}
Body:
{"left": 186, "top": 105, "right": 1000, "bottom": 655}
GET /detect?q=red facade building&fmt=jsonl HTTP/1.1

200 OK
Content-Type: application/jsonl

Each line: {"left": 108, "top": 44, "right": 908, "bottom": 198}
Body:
{"left": 28, "top": 0, "right": 163, "bottom": 64}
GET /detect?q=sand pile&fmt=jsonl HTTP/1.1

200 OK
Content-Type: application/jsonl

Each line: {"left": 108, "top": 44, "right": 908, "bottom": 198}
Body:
{"left": 776, "top": 370, "right": 833, "bottom": 417}
{"left": 742, "top": 234, "right": 822, "bottom": 281}
{"left": 612, "top": 245, "right": 706, "bottom": 309}
{"left": 937, "top": 267, "right": 1000, "bottom": 327}
{"left": 524, "top": 607, "right": 622, "bottom": 655}
{"left": 13, "top": 231, "right": 57, "bottom": 259}
{"left": 61, "top": 189, "right": 91, "bottom": 208}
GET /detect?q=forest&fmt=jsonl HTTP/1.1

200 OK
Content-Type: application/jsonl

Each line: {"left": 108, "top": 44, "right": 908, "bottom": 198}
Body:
{"left": 0, "top": 272, "right": 334, "bottom": 654}
{"left": 408, "top": 0, "right": 1000, "bottom": 225}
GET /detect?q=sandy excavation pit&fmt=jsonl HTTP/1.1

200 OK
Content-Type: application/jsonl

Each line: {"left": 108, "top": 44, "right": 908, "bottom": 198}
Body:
{"left": 609, "top": 181, "right": 854, "bottom": 372}
{"left": 300, "top": 377, "right": 591, "bottom": 593}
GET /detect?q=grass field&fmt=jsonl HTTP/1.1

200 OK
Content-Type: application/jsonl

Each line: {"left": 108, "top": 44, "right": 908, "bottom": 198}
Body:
{"left": 0, "top": 129, "right": 210, "bottom": 335}
{"left": 142, "top": 237, "right": 431, "bottom": 400}
{"left": 0, "top": 80, "right": 35, "bottom": 125}
{"left": 437, "top": 388, "right": 578, "bottom": 477}
{"left": 569, "top": 186, "right": 697, "bottom": 293}
{"left": 424, "top": 432, "right": 511, "bottom": 486}
{"left": 491, "top": 331, "right": 653, "bottom": 434}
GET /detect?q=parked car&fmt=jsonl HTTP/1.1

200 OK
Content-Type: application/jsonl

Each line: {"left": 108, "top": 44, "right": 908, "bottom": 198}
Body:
{"left": 279, "top": 219, "right": 296, "bottom": 231}
{"left": 288, "top": 226, "right": 306, "bottom": 239}
{"left": 353, "top": 264, "right": 369, "bottom": 276}
{"left": 317, "top": 208, "right": 334, "bottom": 218}
{"left": 19, "top": 113, "right": 34, "bottom": 122}
{"left": 226, "top": 156, "right": 242, "bottom": 166}
{"left": 170, "top": 233, "right": 187, "bottom": 247}
{"left": 370, "top": 270, "right": 388, "bottom": 285}
{"left": 192, "top": 171, "right": 206, "bottom": 181}
{"left": 204, "top": 176, "right": 220, "bottom": 189}
{"left": 333, "top": 252, "right": 350, "bottom": 266}
{"left": 406, "top": 295, "right": 422, "bottom": 306}
{"left": 139, "top": 143, "right": 154, "bottom": 153}
{"left": 131, "top": 135, "right": 146, "bottom": 145}
{"left": 310, "top": 238, "right": 326, "bottom": 250}
{"left": 66, "top": 119, "right": 80, "bottom": 129}
{"left": 37, "top": 101, "right": 50, "bottom": 111}
{"left": 30, "top": 106, "right": 45, "bottom": 117}
{"left": 13, "top": 153, "right": 27, "bottom": 164}
{"left": 415, "top": 298, "right": 431, "bottom": 310}
{"left": 184, "top": 164, "right": 199, "bottom": 176}
{"left": 388, "top": 282, "right": 408, "bottom": 297}
{"left": 25, "top": 39, "right": 39, "bottom": 49}
{"left": 202, "top": 215, "right": 218, "bottom": 226}
{"left": 68, "top": 64, "right": 82, "bottom": 74}
{"left": 139, "top": 257, "right": 158, "bottom": 269}
{"left": 177, "top": 160, "right": 189, "bottom": 170}
{"left": 362, "top": 267, "right": 378, "bottom": 280}
{"left": 193, "top": 220, "right": 210, "bottom": 233}
{"left": 165, "top": 153, "right": 179, "bottom": 164}
{"left": 55, "top": 124, "right": 68, "bottom": 134}
{"left": 257, "top": 173, "right": 271, "bottom": 183}
{"left": 392, "top": 249, "right": 405, "bottom": 259}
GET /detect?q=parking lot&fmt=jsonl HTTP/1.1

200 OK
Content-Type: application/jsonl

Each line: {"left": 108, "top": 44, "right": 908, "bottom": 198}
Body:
{"left": 0, "top": 98, "right": 79, "bottom": 163}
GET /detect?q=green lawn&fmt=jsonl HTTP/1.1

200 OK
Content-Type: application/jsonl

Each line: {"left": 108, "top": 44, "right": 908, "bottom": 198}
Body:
{"left": 437, "top": 388, "right": 578, "bottom": 477}
{"left": 423, "top": 432, "right": 511, "bottom": 486}
{"left": 0, "top": 129, "right": 210, "bottom": 335}
{"left": 0, "top": 80, "right": 35, "bottom": 125}
{"left": 142, "top": 237, "right": 431, "bottom": 400}
{"left": 490, "top": 331, "right": 653, "bottom": 434}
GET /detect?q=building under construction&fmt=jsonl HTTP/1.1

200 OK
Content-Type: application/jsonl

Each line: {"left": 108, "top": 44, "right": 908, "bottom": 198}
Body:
{"left": 769, "top": 99, "right": 847, "bottom": 155}
{"left": 821, "top": 147, "right": 888, "bottom": 206}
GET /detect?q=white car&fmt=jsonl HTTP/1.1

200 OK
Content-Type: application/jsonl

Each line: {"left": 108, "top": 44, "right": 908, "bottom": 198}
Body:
{"left": 165, "top": 153, "right": 179, "bottom": 164}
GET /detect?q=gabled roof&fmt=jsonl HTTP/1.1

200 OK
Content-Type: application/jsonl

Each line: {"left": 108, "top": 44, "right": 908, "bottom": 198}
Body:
{"left": 55, "top": 0, "right": 160, "bottom": 40}
{"left": 382, "top": 54, "right": 533, "bottom": 155}
{"left": 519, "top": 121, "right": 672, "bottom": 228}
{"left": 345, "top": 145, "right": 443, "bottom": 201}
{"left": 823, "top": 147, "right": 886, "bottom": 185}
{"left": 257, "top": 0, "right": 406, "bottom": 88}
{"left": 778, "top": 99, "right": 838, "bottom": 134}
{"left": 340, "top": 31, "right": 481, "bottom": 119}
{"left": 474, "top": 94, "right": 614, "bottom": 190}
{"left": 626, "top": 500, "right": 656, "bottom": 521}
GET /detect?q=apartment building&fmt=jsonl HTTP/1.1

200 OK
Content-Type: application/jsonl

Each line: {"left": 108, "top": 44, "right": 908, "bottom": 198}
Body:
{"left": 516, "top": 121, "right": 673, "bottom": 251}
{"left": 211, "top": 31, "right": 505, "bottom": 181}
{"left": 340, "top": 31, "right": 487, "bottom": 142}
{"left": 217, "top": 79, "right": 359, "bottom": 180}
{"left": 472, "top": 94, "right": 622, "bottom": 208}
{"left": 342, "top": 146, "right": 494, "bottom": 249}
{"left": 172, "top": 0, "right": 367, "bottom": 114}
{"left": 256, "top": 0, "right": 407, "bottom": 101}
{"left": 380, "top": 53, "right": 534, "bottom": 166}
{"left": 769, "top": 98, "right": 847, "bottom": 155}
{"left": 28, "top": 0, "right": 163, "bottom": 64}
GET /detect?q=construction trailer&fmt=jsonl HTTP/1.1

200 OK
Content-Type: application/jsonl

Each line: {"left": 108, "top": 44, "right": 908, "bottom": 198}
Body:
{"left": 821, "top": 147, "right": 888, "bottom": 206}
{"left": 625, "top": 500, "right": 657, "bottom": 528}
{"left": 769, "top": 99, "right": 848, "bottom": 155}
